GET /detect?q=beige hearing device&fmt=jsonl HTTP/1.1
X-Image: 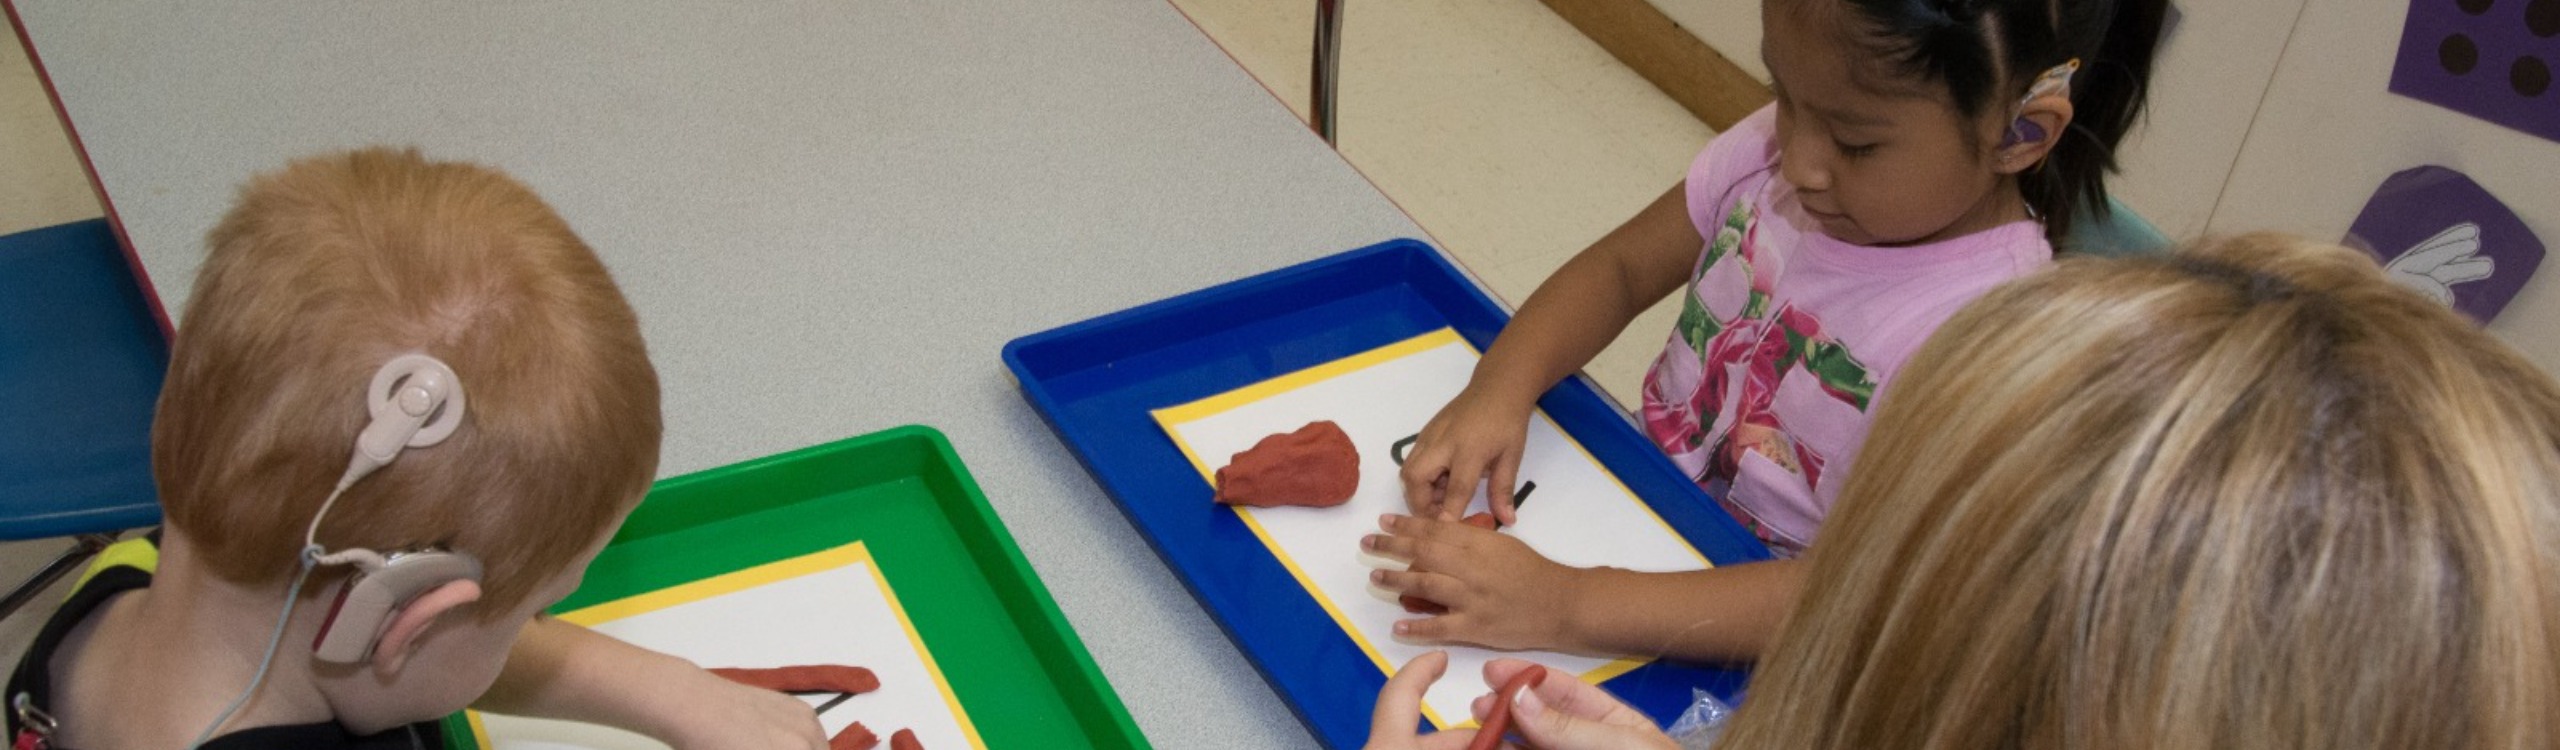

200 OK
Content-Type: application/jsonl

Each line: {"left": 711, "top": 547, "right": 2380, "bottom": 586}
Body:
{"left": 304, "top": 353, "right": 485, "bottom": 664}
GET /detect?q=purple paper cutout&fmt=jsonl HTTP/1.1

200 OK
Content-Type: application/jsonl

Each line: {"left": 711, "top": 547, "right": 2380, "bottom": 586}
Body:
{"left": 2343, "top": 165, "right": 2544, "bottom": 322}
{"left": 2390, "top": 0, "right": 2560, "bottom": 144}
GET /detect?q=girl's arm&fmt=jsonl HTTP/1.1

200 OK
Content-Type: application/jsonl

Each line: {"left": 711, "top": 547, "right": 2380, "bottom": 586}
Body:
{"left": 1400, "top": 183, "right": 1707, "bottom": 522}
{"left": 1369, "top": 514, "right": 1801, "bottom": 661}
{"left": 1564, "top": 561, "right": 1801, "bottom": 660}
{"left": 1466, "top": 181, "right": 1704, "bottom": 407}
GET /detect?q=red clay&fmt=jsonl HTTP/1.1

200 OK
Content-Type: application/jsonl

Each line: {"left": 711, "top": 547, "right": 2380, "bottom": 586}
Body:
{"left": 1467, "top": 667, "right": 1550, "bottom": 750}
{"left": 890, "top": 728, "right": 924, "bottom": 750}
{"left": 708, "top": 665, "right": 881, "bottom": 695}
{"left": 1214, "top": 421, "right": 1360, "bottom": 508}
{"left": 831, "top": 722, "right": 880, "bottom": 750}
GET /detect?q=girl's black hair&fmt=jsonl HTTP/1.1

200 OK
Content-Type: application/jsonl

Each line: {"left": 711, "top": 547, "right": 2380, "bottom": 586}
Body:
{"left": 1827, "top": 0, "right": 2168, "bottom": 246}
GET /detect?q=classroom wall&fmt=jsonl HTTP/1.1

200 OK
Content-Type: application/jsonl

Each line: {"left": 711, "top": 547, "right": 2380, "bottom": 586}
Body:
{"left": 1651, "top": 0, "right": 1768, "bottom": 84}
{"left": 2106, "top": 0, "right": 2300, "bottom": 239}
{"left": 1641, "top": 0, "right": 2560, "bottom": 373}
{"left": 2212, "top": 0, "right": 2560, "bottom": 374}
{"left": 1, "top": 9, "right": 101, "bottom": 235}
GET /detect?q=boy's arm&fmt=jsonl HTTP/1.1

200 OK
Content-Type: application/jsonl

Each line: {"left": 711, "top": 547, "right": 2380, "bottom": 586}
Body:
{"left": 477, "top": 617, "right": 825, "bottom": 750}
{"left": 1402, "top": 183, "right": 1707, "bottom": 521}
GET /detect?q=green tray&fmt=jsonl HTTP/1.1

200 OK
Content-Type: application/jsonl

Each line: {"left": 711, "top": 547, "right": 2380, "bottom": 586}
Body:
{"left": 444, "top": 425, "right": 1147, "bottom": 748}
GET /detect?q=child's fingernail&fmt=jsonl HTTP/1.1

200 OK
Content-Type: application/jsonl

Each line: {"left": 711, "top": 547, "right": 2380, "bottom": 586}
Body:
{"left": 1381, "top": 514, "right": 1401, "bottom": 530}
{"left": 1370, "top": 569, "right": 1386, "bottom": 584}
{"left": 1361, "top": 534, "right": 1381, "bottom": 550}
{"left": 1393, "top": 620, "right": 1411, "bottom": 634}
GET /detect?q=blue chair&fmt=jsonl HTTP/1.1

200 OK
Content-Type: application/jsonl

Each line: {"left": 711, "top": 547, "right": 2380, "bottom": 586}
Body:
{"left": 1, "top": 218, "right": 168, "bottom": 617}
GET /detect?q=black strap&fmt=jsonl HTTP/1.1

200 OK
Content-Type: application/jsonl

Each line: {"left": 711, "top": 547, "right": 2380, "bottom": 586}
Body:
{"left": 6, "top": 565, "right": 152, "bottom": 746}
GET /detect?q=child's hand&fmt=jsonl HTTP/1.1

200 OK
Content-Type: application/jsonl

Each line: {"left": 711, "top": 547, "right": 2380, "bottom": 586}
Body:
{"left": 1365, "top": 652, "right": 1680, "bottom": 750}
{"left": 1364, "top": 514, "right": 1586, "bottom": 652}
{"left": 1400, "top": 387, "right": 1534, "bottom": 525}
{"left": 479, "top": 619, "right": 826, "bottom": 748}
{"left": 652, "top": 665, "right": 829, "bottom": 750}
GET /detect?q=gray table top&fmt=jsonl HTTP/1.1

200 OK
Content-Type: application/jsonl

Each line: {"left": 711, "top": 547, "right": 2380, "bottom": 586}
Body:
{"left": 16, "top": 2, "right": 1432, "bottom": 746}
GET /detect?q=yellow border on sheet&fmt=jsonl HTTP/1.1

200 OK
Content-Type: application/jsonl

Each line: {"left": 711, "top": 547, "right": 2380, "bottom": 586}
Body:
{"left": 854, "top": 544, "right": 992, "bottom": 750}
{"left": 467, "top": 541, "right": 988, "bottom": 749}
{"left": 1150, "top": 327, "right": 1711, "bottom": 730}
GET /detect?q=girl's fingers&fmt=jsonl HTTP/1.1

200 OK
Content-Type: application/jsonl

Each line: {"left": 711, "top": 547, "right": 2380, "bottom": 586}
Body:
{"left": 1394, "top": 610, "right": 1476, "bottom": 643}
{"left": 1399, "top": 451, "right": 1448, "bottom": 513}
{"left": 1424, "top": 448, "right": 1478, "bottom": 522}
{"left": 1372, "top": 568, "right": 1465, "bottom": 604}
{"left": 1364, "top": 521, "right": 1452, "bottom": 565}
{"left": 1487, "top": 453, "right": 1522, "bottom": 526}
{"left": 1363, "top": 529, "right": 1422, "bottom": 562}
{"left": 1370, "top": 515, "right": 1499, "bottom": 573}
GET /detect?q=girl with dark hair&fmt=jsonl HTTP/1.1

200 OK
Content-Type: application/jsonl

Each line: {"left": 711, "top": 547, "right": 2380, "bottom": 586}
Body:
{"left": 1371, "top": 0, "right": 2168, "bottom": 664}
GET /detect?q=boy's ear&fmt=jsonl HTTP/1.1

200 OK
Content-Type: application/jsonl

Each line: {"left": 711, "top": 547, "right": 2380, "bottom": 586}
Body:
{"left": 369, "top": 579, "right": 484, "bottom": 675}
{"left": 1995, "top": 96, "right": 2074, "bottom": 175}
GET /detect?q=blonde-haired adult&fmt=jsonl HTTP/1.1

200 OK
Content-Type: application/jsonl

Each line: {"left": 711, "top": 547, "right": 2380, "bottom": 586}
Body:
{"left": 1719, "top": 232, "right": 2560, "bottom": 750}
{"left": 1368, "top": 232, "right": 2560, "bottom": 750}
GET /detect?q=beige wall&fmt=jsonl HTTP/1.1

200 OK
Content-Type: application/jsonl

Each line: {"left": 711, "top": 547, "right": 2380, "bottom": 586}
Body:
{"left": 1652, "top": 0, "right": 1769, "bottom": 85}
{"left": 2213, "top": 0, "right": 2560, "bottom": 374}
{"left": 2107, "top": 0, "right": 2302, "bottom": 238}
{"left": 1645, "top": 0, "right": 2560, "bottom": 373}
{"left": 1, "top": 10, "right": 101, "bottom": 235}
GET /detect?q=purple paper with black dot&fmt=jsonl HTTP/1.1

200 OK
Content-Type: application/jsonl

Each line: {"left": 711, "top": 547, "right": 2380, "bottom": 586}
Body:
{"left": 2391, "top": 0, "right": 2560, "bottom": 142}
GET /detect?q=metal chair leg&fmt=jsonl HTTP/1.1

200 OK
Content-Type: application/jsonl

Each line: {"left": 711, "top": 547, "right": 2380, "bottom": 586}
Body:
{"left": 1313, "top": 0, "right": 1344, "bottom": 145}
{"left": 0, "top": 533, "right": 119, "bottom": 620}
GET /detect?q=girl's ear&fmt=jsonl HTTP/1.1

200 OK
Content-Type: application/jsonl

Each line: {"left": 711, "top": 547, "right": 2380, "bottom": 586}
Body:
{"left": 1995, "top": 95, "right": 2074, "bottom": 175}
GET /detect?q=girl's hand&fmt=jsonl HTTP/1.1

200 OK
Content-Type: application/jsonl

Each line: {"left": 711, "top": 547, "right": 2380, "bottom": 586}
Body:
{"left": 1365, "top": 652, "right": 1679, "bottom": 750}
{"left": 1365, "top": 514, "right": 1587, "bottom": 652}
{"left": 1400, "top": 386, "right": 1535, "bottom": 525}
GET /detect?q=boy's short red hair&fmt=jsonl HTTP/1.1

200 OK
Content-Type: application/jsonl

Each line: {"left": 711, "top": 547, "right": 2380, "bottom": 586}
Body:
{"left": 153, "top": 147, "right": 660, "bottom": 617}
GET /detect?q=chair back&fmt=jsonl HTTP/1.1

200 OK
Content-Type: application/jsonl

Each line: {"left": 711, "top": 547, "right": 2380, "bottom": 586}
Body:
{"left": 1, "top": 219, "right": 167, "bottom": 539}
{"left": 2067, "top": 196, "right": 2172, "bottom": 258}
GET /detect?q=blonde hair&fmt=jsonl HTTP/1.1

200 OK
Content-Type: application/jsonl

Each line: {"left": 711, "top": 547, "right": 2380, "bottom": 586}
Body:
{"left": 1719, "top": 233, "right": 2560, "bottom": 749}
{"left": 154, "top": 148, "right": 661, "bottom": 619}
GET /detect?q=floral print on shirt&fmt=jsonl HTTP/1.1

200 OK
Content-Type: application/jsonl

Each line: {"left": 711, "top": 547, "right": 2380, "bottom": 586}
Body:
{"left": 1641, "top": 196, "right": 1878, "bottom": 555}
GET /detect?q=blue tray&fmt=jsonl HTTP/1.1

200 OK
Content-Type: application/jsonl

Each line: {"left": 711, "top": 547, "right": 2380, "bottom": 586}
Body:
{"left": 1002, "top": 238, "right": 1770, "bottom": 748}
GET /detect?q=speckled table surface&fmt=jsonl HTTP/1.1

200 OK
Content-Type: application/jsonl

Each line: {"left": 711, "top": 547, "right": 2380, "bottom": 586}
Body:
{"left": 14, "top": 2, "right": 1432, "bottom": 746}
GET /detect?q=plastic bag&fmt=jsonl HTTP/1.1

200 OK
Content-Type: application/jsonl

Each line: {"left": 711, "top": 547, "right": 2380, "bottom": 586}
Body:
{"left": 1662, "top": 688, "right": 1734, "bottom": 749}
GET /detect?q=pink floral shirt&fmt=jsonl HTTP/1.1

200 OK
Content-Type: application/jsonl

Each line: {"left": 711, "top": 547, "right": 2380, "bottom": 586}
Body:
{"left": 1642, "top": 105, "right": 2051, "bottom": 556}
